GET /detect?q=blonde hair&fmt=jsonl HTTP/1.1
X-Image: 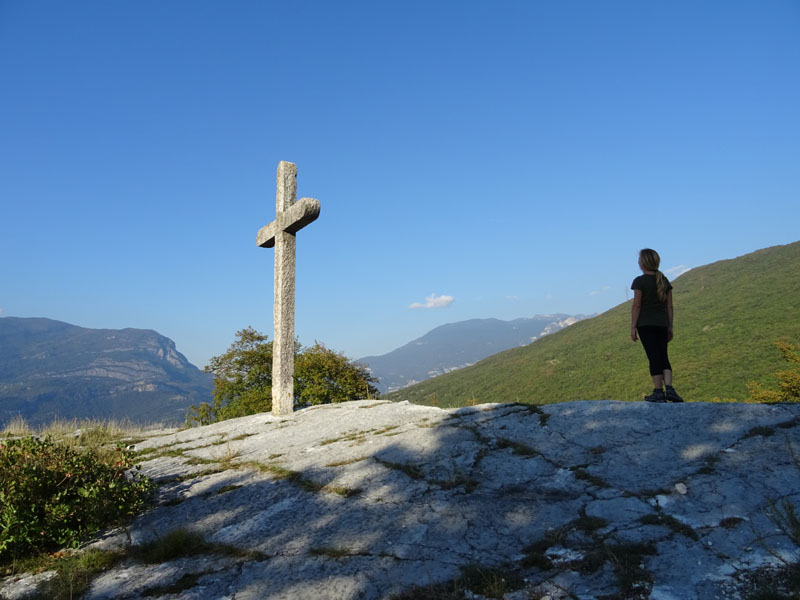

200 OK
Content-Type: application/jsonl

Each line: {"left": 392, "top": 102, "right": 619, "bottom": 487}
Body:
{"left": 639, "top": 248, "right": 669, "bottom": 303}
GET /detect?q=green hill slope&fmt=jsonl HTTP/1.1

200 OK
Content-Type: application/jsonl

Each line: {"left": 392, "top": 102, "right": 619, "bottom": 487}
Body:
{"left": 391, "top": 241, "right": 800, "bottom": 407}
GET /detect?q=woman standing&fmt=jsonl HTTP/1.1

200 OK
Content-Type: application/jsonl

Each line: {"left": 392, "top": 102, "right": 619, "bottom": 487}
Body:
{"left": 631, "top": 249, "right": 684, "bottom": 403}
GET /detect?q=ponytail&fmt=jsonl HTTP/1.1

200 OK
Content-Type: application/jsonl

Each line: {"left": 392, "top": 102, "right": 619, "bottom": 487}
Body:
{"left": 639, "top": 248, "right": 669, "bottom": 303}
{"left": 654, "top": 271, "right": 668, "bottom": 303}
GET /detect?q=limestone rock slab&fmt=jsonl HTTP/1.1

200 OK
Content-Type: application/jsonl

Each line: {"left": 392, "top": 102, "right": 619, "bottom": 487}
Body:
{"left": 47, "top": 399, "right": 800, "bottom": 599}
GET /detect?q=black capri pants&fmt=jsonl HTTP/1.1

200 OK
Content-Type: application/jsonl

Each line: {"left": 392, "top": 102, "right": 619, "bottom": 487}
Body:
{"left": 637, "top": 325, "right": 672, "bottom": 376}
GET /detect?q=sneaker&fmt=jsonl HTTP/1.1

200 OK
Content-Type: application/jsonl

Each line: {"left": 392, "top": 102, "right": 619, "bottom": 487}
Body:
{"left": 644, "top": 389, "right": 667, "bottom": 403}
{"left": 665, "top": 386, "right": 684, "bottom": 403}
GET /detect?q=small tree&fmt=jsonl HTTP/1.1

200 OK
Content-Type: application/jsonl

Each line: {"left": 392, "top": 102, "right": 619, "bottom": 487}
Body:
{"left": 747, "top": 341, "right": 800, "bottom": 403}
{"left": 186, "top": 327, "right": 274, "bottom": 425}
{"left": 295, "top": 342, "right": 379, "bottom": 406}
{"left": 186, "top": 329, "right": 379, "bottom": 426}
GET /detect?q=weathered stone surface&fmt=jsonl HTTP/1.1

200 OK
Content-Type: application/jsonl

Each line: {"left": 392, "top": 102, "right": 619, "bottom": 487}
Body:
{"left": 0, "top": 570, "right": 58, "bottom": 600}
{"left": 5, "top": 400, "right": 797, "bottom": 599}
{"left": 256, "top": 161, "right": 321, "bottom": 416}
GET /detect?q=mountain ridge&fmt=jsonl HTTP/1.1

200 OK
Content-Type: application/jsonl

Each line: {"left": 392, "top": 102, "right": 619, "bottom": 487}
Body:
{"left": 359, "top": 313, "right": 591, "bottom": 393}
{"left": 0, "top": 317, "right": 213, "bottom": 426}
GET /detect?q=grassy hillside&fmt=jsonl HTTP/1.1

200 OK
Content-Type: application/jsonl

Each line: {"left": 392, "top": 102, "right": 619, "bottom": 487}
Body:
{"left": 391, "top": 241, "right": 800, "bottom": 407}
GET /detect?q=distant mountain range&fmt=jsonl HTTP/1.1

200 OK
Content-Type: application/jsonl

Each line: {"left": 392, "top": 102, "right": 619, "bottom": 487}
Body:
{"left": 0, "top": 317, "right": 213, "bottom": 426}
{"left": 359, "top": 314, "right": 591, "bottom": 393}
{"left": 390, "top": 241, "right": 800, "bottom": 407}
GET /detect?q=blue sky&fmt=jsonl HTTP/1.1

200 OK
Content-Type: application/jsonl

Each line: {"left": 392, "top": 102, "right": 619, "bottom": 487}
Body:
{"left": 2, "top": 1, "right": 798, "bottom": 368}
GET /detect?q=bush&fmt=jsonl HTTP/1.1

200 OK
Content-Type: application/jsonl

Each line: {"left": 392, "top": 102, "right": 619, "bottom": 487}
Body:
{"left": 748, "top": 341, "right": 800, "bottom": 403}
{"left": 295, "top": 342, "right": 379, "bottom": 406}
{"left": 0, "top": 436, "right": 153, "bottom": 563}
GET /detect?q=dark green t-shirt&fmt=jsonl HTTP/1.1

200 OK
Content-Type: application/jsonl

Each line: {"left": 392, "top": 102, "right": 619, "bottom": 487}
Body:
{"left": 631, "top": 273, "right": 672, "bottom": 327}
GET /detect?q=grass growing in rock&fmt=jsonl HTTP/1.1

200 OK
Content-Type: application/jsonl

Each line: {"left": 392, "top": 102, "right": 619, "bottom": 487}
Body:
{"left": 639, "top": 512, "right": 700, "bottom": 541}
{"left": 389, "top": 563, "right": 525, "bottom": 600}
{"left": 240, "top": 460, "right": 359, "bottom": 497}
{"left": 603, "top": 542, "right": 658, "bottom": 595}
{"left": 1, "top": 548, "right": 124, "bottom": 600}
{"left": 171, "top": 466, "right": 228, "bottom": 483}
{"left": 570, "top": 466, "right": 611, "bottom": 489}
{"left": 745, "top": 442, "right": 800, "bottom": 600}
{"left": 142, "top": 572, "right": 207, "bottom": 596}
{"left": 434, "top": 472, "right": 480, "bottom": 492}
{"left": 309, "top": 546, "right": 368, "bottom": 558}
{"left": 697, "top": 453, "right": 721, "bottom": 475}
{"left": 326, "top": 456, "right": 369, "bottom": 467}
{"left": 374, "top": 458, "right": 425, "bottom": 480}
{"left": 320, "top": 429, "right": 376, "bottom": 446}
{"left": 743, "top": 564, "right": 800, "bottom": 600}
{"left": 767, "top": 498, "right": 800, "bottom": 547}
{"left": 246, "top": 462, "right": 326, "bottom": 492}
{"left": 131, "top": 528, "right": 266, "bottom": 563}
{"left": 744, "top": 426, "right": 777, "bottom": 439}
{"left": 129, "top": 529, "right": 268, "bottom": 597}
{"left": 496, "top": 437, "right": 539, "bottom": 457}
{"left": 574, "top": 515, "right": 611, "bottom": 532}
{"left": 519, "top": 520, "right": 662, "bottom": 597}
{"left": 506, "top": 401, "right": 551, "bottom": 427}
{"left": 212, "top": 484, "right": 243, "bottom": 496}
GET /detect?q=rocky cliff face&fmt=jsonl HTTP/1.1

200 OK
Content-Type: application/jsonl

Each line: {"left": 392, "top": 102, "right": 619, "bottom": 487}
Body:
{"left": 0, "top": 317, "right": 213, "bottom": 426}
{"left": 532, "top": 315, "right": 580, "bottom": 340}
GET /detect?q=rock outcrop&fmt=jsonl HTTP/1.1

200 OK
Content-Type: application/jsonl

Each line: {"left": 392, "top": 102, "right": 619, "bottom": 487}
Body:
{"left": 5, "top": 399, "right": 800, "bottom": 599}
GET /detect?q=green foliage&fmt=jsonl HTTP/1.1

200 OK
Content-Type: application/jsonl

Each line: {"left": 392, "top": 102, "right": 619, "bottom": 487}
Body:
{"left": 51, "top": 548, "right": 122, "bottom": 600}
{"left": 187, "top": 327, "right": 274, "bottom": 425}
{"left": 0, "top": 436, "right": 153, "bottom": 563}
{"left": 295, "top": 342, "right": 379, "bottom": 405}
{"left": 391, "top": 241, "right": 800, "bottom": 407}
{"left": 186, "top": 328, "right": 379, "bottom": 425}
{"left": 748, "top": 341, "right": 800, "bottom": 403}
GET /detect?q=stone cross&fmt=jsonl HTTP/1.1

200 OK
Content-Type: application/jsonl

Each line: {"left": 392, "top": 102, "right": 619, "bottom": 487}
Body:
{"left": 257, "top": 161, "right": 321, "bottom": 415}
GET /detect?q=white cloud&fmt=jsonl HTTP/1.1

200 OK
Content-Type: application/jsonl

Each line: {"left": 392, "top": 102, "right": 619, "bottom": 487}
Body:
{"left": 409, "top": 293, "right": 454, "bottom": 310}
{"left": 506, "top": 295, "right": 520, "bottom": 302}
{"left": 589, "top": 285, "right": 612, "bottom": 296}
{"left": 0, "top": 307, "right": 4, "bottom": 316}
{"left": 665, "top": 265, "right": 691, "bottom": 277}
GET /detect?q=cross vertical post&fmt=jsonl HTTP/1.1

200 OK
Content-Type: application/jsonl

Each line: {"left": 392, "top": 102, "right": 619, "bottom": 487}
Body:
{"left": 257, "top": 161, "right": 321, "bottom": 415}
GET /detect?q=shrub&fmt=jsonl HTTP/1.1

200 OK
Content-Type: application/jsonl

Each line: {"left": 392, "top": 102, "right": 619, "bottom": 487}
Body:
{"left": 0, "top": 436, "right": 153, "bottom": 563}
{"left": 748, "top": 341, "right": 800, "bottom": 403}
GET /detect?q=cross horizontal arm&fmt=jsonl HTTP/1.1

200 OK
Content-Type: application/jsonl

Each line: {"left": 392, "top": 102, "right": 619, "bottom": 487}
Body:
{"left": 257, "top": 197, "right": 321, "bottom": 248}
